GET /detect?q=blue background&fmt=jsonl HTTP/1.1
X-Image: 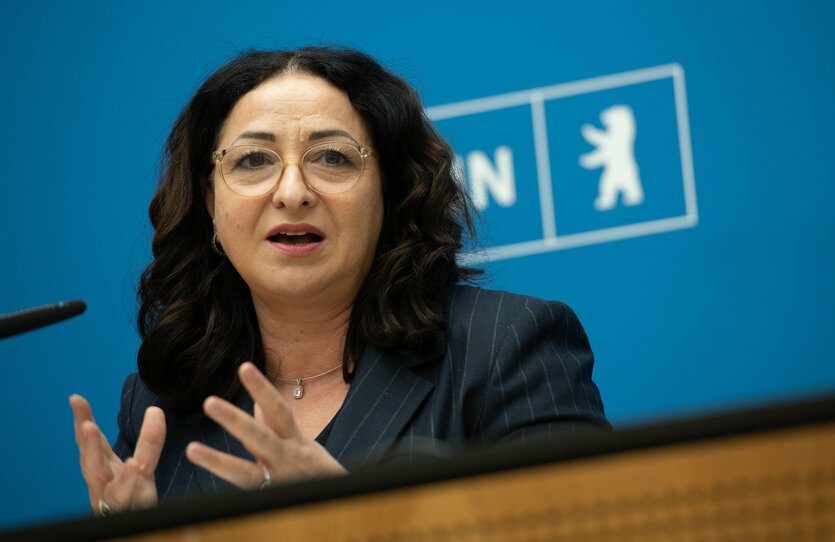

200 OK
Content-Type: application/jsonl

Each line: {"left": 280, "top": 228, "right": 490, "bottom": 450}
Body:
{"left": 1, "top": 0, "right": 833, "bottom": 531}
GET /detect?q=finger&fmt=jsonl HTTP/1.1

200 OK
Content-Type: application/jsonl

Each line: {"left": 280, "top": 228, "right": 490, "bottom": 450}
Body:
{"left": 69, "top": 394, "right": 95, "bottom": 446}
{"left": 185, "top": 441, "right": 266, "bottom": 490}
{"left": 80, "top": 421, "right": 115, "bottom": 486}
{"left": 73, "top": 396, "right": 119, "bottom": 509}
{"left": 133, "top": 406, "right": 166, "bottom": 476}
{"left": 239, "top": 362, "right": 300, "bottom": 439}
{"left": 70, "top": 395, "right": 111, "bottom": 452}
{"left": 202, "top": 395, "right": 285, "bottom": 464}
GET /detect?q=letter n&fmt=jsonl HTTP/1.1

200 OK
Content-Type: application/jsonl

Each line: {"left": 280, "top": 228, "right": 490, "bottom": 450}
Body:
{"left": 466, "top": 146, "right": 517, "bottom": 211}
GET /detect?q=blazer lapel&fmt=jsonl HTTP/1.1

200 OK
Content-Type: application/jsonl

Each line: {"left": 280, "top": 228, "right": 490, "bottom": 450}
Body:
{"left": 187, "top": 390, "right": 255, "bottom": 496}
{"left": 325, "top": 339, "right": 440, "bottom": 469}
{"left": 185, "top": 333, "right": 443, "bottom": 489}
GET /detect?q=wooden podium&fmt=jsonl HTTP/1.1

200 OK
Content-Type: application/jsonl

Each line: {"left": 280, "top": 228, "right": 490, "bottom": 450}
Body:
{"left": 6, "top": 396, "right": 834, "bottom": 541}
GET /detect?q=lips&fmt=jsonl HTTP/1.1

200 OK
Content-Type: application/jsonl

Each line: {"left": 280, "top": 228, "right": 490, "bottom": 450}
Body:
{"left": 268, "top": 231, "right": 323, "bottom": 245}
{"left": 266, "top": 224, "right": 325, "bottom": 242}
{"left": 266, "top": 224, "right": 325, "bottom": 257}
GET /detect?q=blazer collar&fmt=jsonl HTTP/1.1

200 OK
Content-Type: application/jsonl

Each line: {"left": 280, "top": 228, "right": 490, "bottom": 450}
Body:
{"left": 324, "top": 335, "right": 443, "bottom": 468}
{"left": 186, "top": 391, "right": 255, "bottom": 496}
{"left": 188, "top": 332, "right": 444, "bottom": 491}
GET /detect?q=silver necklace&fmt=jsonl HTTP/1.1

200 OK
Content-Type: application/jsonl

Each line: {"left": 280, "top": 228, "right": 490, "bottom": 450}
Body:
{"left": 269, "top": 363, "right": 343, "bottom": 399}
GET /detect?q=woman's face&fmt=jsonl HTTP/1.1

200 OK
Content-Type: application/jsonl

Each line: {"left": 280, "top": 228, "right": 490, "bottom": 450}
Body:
{"left": 206, "top": 73, "right": 384, "bottom": 311}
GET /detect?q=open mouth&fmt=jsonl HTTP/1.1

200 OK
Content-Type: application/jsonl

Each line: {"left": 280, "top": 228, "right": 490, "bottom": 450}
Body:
{"left": 268, "top": 232, "right": 324, "bottom": 245}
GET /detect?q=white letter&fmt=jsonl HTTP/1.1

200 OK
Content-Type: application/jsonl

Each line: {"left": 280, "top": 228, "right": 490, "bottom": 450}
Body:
{"left": 466, "top": 146, "right": 517, "bottom": 211}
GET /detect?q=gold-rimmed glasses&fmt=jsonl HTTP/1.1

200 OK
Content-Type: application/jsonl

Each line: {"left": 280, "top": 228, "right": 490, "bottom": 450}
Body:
{"left": 211, "top": 141, "right": 375, "bottom": 197}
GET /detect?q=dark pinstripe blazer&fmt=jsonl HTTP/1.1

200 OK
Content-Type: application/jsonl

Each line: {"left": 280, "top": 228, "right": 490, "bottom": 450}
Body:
{"left": 113, "top": 285, "right": 609, "bottom": 502}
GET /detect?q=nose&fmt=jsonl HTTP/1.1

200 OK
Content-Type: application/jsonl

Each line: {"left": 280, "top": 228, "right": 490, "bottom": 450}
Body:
{"left": 271, "top": 163, "right": 317, "bottom": 210}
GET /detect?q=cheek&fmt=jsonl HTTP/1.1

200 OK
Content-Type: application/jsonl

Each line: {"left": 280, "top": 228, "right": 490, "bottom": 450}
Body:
{"left": 364, "top": 178, "right": 385, "bottom": 228}
{"left": 356, "top": 190, "right": 384, "bottom": 236}
{"left": 216, "top": 208, "right": 237, "bottom": 233}
{"left": 215, "top": 199, "right": 259, "bottom": 234}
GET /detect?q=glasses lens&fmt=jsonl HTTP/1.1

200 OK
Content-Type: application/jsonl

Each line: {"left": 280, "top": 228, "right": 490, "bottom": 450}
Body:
{"left": 303, "top": 143, "right": 364, "bottom": 194}
{"left": 220, "top": 146, "right": 282, "bottom": 196}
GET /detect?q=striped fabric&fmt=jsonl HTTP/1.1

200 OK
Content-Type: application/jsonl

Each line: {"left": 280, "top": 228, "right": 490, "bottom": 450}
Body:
{"left": 113, "top": 285, "right": 609, "bottom": 501}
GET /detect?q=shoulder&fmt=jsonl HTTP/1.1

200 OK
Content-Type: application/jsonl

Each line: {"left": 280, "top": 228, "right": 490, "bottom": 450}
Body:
{"left": 117, "top": 372, "right": 181, "bottom": 439}
{"left": 114, "top": 372, "right": 201, "bottom": 454}
{"left": 114, "top": 372, "right": 161, "bottom": 458}
{"left": 117, "top": 373, "right": 157, "bottom": 436}
{"left": 444, "top": 283, "right": 533, "bottom": 310}
{"left": 443, "top": 284, "right": 579, "bottom": 340}
{"left": 438, "top": 284, "right": 592, "bottom": 395}
{"left": 445, "top": 283, "right": 571, "bottom": 312}
{"left": 119, "top": 372, "right": 160, "bottom": 410}
{"left": 437, "top": 284, "right": 607, "bottom": 436}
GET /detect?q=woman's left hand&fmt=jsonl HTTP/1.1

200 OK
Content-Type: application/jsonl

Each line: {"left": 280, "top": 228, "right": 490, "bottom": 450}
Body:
{"left": 185, "top": 362, "right": 347, "bottom": 489}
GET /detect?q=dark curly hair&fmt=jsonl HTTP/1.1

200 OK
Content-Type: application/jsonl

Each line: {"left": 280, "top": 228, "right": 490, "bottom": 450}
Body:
{"left": 137, "top": 47, "right": 479, "bottom": 413}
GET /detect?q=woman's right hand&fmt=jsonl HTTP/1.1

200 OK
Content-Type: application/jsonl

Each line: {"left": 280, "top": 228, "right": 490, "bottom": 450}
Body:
{"left": 69, "top": 394, "right": 165, "bottom": 515}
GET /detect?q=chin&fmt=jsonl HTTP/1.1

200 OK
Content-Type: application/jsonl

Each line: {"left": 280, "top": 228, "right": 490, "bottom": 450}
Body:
{"left": 248, "top": 272, "right": 334, "bottom": 303}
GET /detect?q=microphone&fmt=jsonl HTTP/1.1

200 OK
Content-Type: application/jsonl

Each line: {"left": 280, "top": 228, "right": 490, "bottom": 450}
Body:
{"left": 0, "top": 300, "right": 87, "bottom": 339}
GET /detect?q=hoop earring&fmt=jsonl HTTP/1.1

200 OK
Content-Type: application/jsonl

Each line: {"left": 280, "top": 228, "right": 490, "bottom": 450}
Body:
{"left": 211, "top": 232, "right": 226, "bottom": 256}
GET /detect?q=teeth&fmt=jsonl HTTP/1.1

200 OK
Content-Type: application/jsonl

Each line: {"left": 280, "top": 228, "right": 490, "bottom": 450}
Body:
{"left": 279, "top": 231, "right": 307, "bottom": 236}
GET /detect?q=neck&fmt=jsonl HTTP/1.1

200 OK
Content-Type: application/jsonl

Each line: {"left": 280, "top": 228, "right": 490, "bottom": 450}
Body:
{"left": 250, "top": 294, "right": 352, "bottom": 380}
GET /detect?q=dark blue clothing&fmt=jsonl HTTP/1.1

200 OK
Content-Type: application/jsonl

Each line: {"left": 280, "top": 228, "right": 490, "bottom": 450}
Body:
{"left": 113, "top": 285, "right": 609, "bottom": 501}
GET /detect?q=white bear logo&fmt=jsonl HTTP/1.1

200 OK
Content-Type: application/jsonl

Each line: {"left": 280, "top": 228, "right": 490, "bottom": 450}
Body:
{"left": 579, "top": 105, "right": 644, "bottom": 211}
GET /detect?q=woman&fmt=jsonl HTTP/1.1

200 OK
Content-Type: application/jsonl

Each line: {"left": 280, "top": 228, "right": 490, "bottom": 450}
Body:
{"left": 70, "top": 47, "right": 609, "bottom": 515}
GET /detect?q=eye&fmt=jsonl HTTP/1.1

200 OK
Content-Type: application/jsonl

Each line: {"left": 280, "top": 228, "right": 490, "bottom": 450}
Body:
{"left": 230, "top": 149, "right": 276, "bottom": 170}
{"left": 306, "top": 146, "right": 358, "bottom": 168}
{"left": 323, "top": 150, "right": 347, "bottom": 165}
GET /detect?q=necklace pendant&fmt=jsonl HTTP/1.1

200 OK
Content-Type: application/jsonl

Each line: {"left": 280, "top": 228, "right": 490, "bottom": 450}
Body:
{"left": 293, "top": 378, "right": 303, "bottom": 400}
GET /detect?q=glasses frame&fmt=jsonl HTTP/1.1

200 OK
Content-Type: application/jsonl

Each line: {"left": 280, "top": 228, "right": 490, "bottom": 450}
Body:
{"left": 211, "top": 141, "right": 376, "bottom": 197}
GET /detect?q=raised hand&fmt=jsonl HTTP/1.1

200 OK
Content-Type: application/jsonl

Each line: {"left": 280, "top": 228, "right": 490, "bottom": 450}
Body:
{"left": 185, "top": 362, "right": 347, "bottom": 489}
{"left": 69, "top": 394, "right": 165, "bottom": 515}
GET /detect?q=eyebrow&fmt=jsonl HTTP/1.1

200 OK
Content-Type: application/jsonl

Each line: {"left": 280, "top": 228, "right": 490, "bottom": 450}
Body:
{"left": 308, "top": 130, "right": 358, "bottom": 144}
{"left": 231, "top": 131, "right": 276, "bottom": 144}
{"left": 230, "top": 129, "right": 359, "bottom": 146}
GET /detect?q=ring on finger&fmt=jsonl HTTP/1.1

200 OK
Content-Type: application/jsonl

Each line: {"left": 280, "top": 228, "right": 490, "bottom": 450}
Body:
{"left": 98, "top": 499, "right": 114, "bottom": 516}
{"left": 259, "top": 464, "right": 271, "bottom": 490}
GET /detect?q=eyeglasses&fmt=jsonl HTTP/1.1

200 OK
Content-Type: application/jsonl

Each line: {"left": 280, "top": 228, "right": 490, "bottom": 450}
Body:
{"left": 211, "top": 142, "right": 375, "bottom": 197}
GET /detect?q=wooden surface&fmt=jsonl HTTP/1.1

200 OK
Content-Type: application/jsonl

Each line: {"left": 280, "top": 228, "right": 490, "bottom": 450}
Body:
{"left": 113, "top": 421, "right": 835, "bottom": 542}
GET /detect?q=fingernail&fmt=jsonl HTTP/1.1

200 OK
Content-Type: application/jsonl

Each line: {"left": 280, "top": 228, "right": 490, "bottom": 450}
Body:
{"left": 239, "top": 362, "right": 258, "bottom": 381}
{"left": 204, "top": 396, "right": 222, "bottom": 415}
{"left": 186, "top": 442, "right": 207, "bottom": 461}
